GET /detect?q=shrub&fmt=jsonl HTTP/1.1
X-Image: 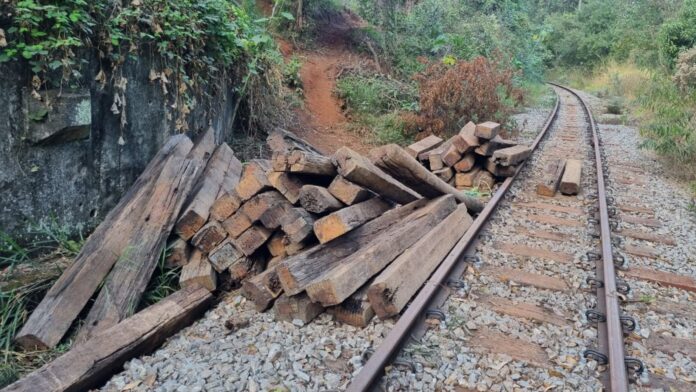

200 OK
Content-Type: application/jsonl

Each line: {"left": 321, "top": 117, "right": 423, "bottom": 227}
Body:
{"left": 606, "top": 97, "right": 624, "bottom": 115}
{"left": 336, "top": 74, "right": 417, "bottom": 115}
{"left": 658, "top": 0, "right": 696, "bottom": 66}
{"left": 407, "top": 56, "right": 523, "bottom": 136}
{"left": 636, "top": 74, "right": 696, "bottom": 176}
{"left": 673, "top": 47, "right": 696, "bottom": 92}
{"left": 336, "top": 72, "right": 417, "bottom": 145}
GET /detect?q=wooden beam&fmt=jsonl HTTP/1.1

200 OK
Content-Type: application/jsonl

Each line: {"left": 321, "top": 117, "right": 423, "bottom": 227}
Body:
{"left": 369, "top": 144, "right": 484, "bottom": 212}
{"left": 441, "top": 142, "right": 462, "bottom": 167}
{"left": 299, "top": 185, "right": 344, "bottom": 214}
{"left": 368, "top": 204, "right": 472, "bottom": 318}
{"left": 333, "top": 147, "right": 421, "bottom": 204}
{"left": 240, "top": 191, "right": 288, "bottom": 222}
{"left": 622, "top": 267, "right": 696, "bottom": 293}
{"left": 209, "top": 190, "right": 242, "bottom": 222}
{"left": 276, "top": 199, "right": 430, "bottom": 295}
{"left": 15, "top": 135, "right": 196, "bottom": 350}
{"left": 241, "top": 267, "right": 283, "bottom": 311}
{"left": 453, "top": 154, "right": 475, "bottom": 173}
{"left": 475, "top": 121, "right": 500, "bottom": 140}
{"left": 288, "top": 150, "right": 337, "bottom": 176}
{"left": 273, "top": 293, "right": 324, "bottom": 324}
{"left": 405, "top": 135, "right": 443, "bottom": 158}
{"left": 328, "top": 283, "right": 375, "bottom": 327}
{"left": 231, "top": 225, "right": 273, "bottom": 256}
{"left": 451, "top": 122, "right": 480, "bottom": 153}
{"left": 313, "top": 198, "right": 391, "bottom": 244}
{"left": 328, "top": 176, "right": 371, "bottom": 205}
{"left": 228, "top": 255, "right": 260, "bottom": 285}
{"left": 560, "top": 159, "right": 582, "bottom": 195}
{"left": 221, "top": 209, "right": 253, "bottom": 238}
{"left": 432, "top": 167, "right": 454, "bottom": 182}
{"left": 179, "top": 250, "right": 217, "bottom": 291}
{"left": 305, "top": 195, "right": 457, "bottom": 306}
{"left": 76, "top": 144, "right": 202, "bottom": 344}
{"left": 484, "top": 158, "right": 516, "bottom": 177}
{"left": 280, "top": 208, "right": 316, "bottom": 244}
{"left": 175, "top": 144, "right": 235, "bottom": 240}
{"left": 208, "top": 239, "right": 245, "bottom": 273}
{"left": 235, "top": 159, "right": 272, "bottom": 201}
{"left": 536, "top": 160, "right": 566, "bottom": 197}
{"left": 473, "top": 135, "right": 516, "bottom": 157}
{"left": 191, "top": 221, "right": 227, "bottom": 254}
{"left": 266, "top": 128, "right": 322, "bottom": 155}
{"left": 267, "top": 171, "right": 304, "bottom": 205}
{"left": 454, "top": 168, "right": 480, "bottom": 188}
{"left": 4, "top": 285, "right": 212, "bottom": 392}
{"left": 492, "top": 145, "right": 532, "bottom": 166}
{"left": 267, "top": 232, "right": 289, "bottom": 257}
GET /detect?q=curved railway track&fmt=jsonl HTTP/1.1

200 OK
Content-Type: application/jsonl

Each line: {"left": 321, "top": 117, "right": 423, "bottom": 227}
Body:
{"left": 348, "top": 85, "right": 696, "bottom": 391}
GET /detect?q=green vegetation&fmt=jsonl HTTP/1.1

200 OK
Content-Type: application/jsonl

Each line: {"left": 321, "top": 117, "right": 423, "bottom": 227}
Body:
{"left": 0, "top": 219, "right": 85, "bottom": 387}
{"left": 1, "top": 0, "right": 284, "bottom": 133}
{"left": 141, "top": 247, "right": 182, "bottom": 307}
{"left": 0, "top": 222, "right": 182, "bottom": 387}
{"left": 0, "top": 279, "right": 68, "bottom": 388}
{"left": 336, "top": 73, "right": 417, "bottom": 145}
{"left": 542, "top": 0, "right": 696, "bottom": 189}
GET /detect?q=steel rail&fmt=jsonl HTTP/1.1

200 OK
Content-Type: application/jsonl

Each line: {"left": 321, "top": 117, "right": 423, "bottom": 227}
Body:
{"left": 346, "top": 89, "right": 561, "bottom": 392}
{"left": 550, "top": 83, "right": 629, "bottom": 391}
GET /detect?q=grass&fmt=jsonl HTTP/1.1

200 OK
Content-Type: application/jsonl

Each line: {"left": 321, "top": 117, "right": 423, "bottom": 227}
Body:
{"left": 0, "top": 278, "right": 67, "bottom": 388}
{"left": 519, "top": 81, "right": 556, "bottom": 109}
{"left": 550, "top": 61, "right": 651, "bottom": 100}
{"left": 141, "top": 247, "right": 182, "bottom": 308}
{"left": 0, "top": 221, "right": 182, "bottom": 387}
{"left": 336, "top": 72, "right": 418, "bottom": 146}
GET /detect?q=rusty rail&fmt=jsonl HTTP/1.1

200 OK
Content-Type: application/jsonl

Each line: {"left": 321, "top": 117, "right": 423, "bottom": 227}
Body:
{"left": 552, "top": 84, "right": 629, "bottom": 391}
{"left": 346, "top": 88, "right": 561, "bottom": 392}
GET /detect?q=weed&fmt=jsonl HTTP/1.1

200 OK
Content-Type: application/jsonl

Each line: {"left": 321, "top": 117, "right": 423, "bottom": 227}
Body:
{"left": 0, "top": 278, "right": 61, "bottom": 388}
{"left": 606, "top": 97, "right": 624, "bottom": 115}
{"left": 636, "top": 74, "right": 696, "bottom": 175}
{"left": 0, "top": 218, "right": 83, "bottom": 271}
{"left": 464, "top": 187, "right": 490, "bottom": 198}
{"left": 284, "top": 55, "right": 304, "bottom": 89}
{"left": 336, "top": 72, "right": 417, "bottom": 145}
{"left": 141, "top": 247, "right": 181, "bottom": 309}
{"left": 0, "top": 234, "right": 29, "bottom": 271}
{"left": 336, "top": 74, "right": 418, "bottom": 115}
{"left": 639, "top": 294, "right": 656, "bottom": 304}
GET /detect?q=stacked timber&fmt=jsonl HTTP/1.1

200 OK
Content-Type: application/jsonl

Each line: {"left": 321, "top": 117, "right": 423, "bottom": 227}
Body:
{"left": 237, "top": 139, "right": 480, "bottom": 328}
{"left": 406, "top": 121, "right": 532, "bottom": 193}
{"left": 10, "top": 129, "right": 482, "bottom": 389}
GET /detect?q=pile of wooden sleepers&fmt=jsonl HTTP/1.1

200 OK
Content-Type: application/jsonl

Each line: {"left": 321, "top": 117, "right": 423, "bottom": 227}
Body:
{"left": 6, "top": 124, "right": 533, "bottom": 391}
{"left": 406, "top": 121, "right": 532, "bottom": 192}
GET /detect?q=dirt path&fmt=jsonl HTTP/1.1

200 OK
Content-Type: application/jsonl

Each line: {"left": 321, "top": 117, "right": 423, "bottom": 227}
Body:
{"left": 283, "top": 10, "right": 373, "bottom": 155}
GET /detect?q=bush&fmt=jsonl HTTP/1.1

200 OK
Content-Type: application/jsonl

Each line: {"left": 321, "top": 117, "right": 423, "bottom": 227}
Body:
{"left": 407, "top": 57, "right": 523, "bottom": 136}
{"left": 673, "top": 47, "right": 696, "bottom": 91}
{"left": 336, "top": 72, "right": 417, "bottom": 145}
{"left": 336, "top": 74, "right": 417, "bottom": 115}
{"left": 659, "top": 0, "right": 696, "bottom": 66}
{"left": 636, "top": 74, "right": 696, "bottom": 176}
{"left": 606, "top": 97, "right": 624, "bottom": 115}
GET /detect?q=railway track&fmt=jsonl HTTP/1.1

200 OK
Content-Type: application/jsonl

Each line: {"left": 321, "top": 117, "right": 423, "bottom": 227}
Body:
{"left": 348, "top": 85, "right": 696, "bottom": 391}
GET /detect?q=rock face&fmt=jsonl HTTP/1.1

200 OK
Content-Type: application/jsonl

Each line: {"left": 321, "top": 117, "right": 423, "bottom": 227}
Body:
{"left": 0, "top": 52, "right": 237, "bottom": 240}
